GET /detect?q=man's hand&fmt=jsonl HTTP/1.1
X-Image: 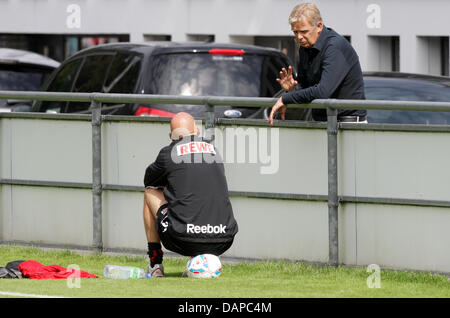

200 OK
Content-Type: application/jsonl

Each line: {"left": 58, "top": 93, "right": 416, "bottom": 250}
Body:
{"left": 268, "top": 97, "right": 287, "bottom": 126}
{"left": 276, "top": 66, "right": 298, "bottom": 92}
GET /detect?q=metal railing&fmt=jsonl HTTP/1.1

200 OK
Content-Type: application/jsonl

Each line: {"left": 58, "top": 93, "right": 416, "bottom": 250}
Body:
{"left": 2, "top": 90, "right": 450, "bottom": 265}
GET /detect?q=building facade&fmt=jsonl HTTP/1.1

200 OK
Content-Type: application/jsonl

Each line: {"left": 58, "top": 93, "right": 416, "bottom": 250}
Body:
{"left": 0, "top": 0, "right": 449, "bottom": 76}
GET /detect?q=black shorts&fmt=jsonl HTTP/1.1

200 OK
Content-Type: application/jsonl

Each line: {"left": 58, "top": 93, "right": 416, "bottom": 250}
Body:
{"left": 156, "top": 203, "right": 233, "bottom": 257}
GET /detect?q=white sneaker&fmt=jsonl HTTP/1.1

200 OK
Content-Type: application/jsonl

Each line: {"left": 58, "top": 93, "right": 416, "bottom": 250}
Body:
{"left": 148, "top": 263, "right": 164, "bottom": 278}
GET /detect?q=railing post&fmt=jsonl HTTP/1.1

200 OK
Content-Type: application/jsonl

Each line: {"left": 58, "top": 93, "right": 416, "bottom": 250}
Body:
{"left": 91, "top": 98, "right": 103, "bottom": 253}
{"left": 204, "top": 102, "right": 215, "bottom": 142}
{"left": 327, "top": 107, "right": 339, "bottom": 266}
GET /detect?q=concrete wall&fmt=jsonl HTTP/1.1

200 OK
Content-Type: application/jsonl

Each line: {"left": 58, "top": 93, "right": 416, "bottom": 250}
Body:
{"left": 1, "top": 114, "right": 450, "bottom": 273}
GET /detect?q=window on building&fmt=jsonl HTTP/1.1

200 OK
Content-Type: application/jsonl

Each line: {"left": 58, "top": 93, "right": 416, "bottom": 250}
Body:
{"left": 186, "top": 34, "right": 215, "bottom": 43}
{"left": 144, "top": 34, "right": 171, "bottom": 42}
{"left": 442, "top": 37, "right": 449, "bottom": 76}
{"left": 367, "top": 36, "right": 400, "bottom": 72}
{"left": 0, "top": 34, "right": 129, "bottom": 62}
{"left": 417, "top": 36, "right": 449, "bottom": 76}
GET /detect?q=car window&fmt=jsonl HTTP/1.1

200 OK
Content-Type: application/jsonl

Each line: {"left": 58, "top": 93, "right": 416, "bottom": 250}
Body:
{"left": 365, "top": 85, "right": 450, "bottom": 125}
{"left": 259, "top": 56, "right": 309, "bottom": 120}
{"left": 367, "top": 109, "right": 450, "bottom": 125}
{"left": 103, "top": 53, "right": 142, "bottom": 94}
{"left": 260, "top": 56, "right": 288, "bottom": 97}
{"left": 66, "top": 54, "right": 113, "bottom": 113}
{"left": 365, "top": 86, "right": 450, "bottom": 102}
{"left": 40, "top": 59, "right": 82, "bottom": 113}
{"left": 147, "top": 51, "right": 295, "bottom": 118}
{"left": 0, "top": 66, "right": 48, "bottom": 91}
{"left": 149, "top": 53, "right": 263, "bottom": 97}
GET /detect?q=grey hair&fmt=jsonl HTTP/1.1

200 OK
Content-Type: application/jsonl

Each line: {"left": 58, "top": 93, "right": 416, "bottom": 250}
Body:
{"left": 289, "top": 3, "right": 322, "bottom": 26}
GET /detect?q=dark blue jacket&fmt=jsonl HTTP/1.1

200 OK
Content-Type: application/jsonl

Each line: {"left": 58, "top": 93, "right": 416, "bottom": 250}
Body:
{"left": 282, "top": 26, "right": 366, "bottom": 121}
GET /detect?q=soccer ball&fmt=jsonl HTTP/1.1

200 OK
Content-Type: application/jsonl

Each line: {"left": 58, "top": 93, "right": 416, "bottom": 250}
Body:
{"left": 186, "top": 254, "right": 222, "bottom": 278}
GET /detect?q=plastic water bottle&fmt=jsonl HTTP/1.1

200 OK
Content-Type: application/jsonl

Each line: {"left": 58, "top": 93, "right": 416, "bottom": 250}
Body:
{"left": 103, "top": 265, "right": 151, "bottom": 279}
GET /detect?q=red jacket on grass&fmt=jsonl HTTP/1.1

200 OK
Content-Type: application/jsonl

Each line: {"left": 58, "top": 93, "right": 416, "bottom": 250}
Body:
{"left": 18, "top": 260, "right": 98, "bottom": 279}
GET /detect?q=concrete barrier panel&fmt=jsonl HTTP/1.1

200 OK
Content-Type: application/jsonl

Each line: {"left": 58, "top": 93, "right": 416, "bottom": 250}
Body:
{"left": 102, "top": 190, "right": 147, "bottom": 251}
{"left": 102, "top": 121, "right": 171, "bottom": 187}
{"left": 220, "top": 125, "right": 328, "bottom": 195}
{"left": 224, "top": 196, "right": 329, "bottom": 262}
{"left": 355, "top": 204, "right": 450, "bottom": 273}
{"left": 340, "top": 129, "right": 450, "bottom": 201}
{"left": 1, "top": 185, "right": 92, "bottom": 246}
{"left": 8, "top": 118, "right": 92, "bottom": 183}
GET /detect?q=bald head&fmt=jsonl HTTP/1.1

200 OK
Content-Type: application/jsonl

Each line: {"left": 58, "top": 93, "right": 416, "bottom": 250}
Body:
{"left": 170, "top": 112, "right": 198, "bottom": 140}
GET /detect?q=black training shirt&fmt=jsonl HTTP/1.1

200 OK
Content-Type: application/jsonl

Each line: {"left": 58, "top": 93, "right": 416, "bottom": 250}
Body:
{"left": 282, "top": 26, "right": 366, "bottom": 121}
{"left": 144, "top": 135, "right": 238, "bottom": 243}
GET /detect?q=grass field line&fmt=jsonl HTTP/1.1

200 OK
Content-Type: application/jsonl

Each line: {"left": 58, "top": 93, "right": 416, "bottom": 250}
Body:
{"left": 0, "top": 290, "right": 68, "bottom": 298}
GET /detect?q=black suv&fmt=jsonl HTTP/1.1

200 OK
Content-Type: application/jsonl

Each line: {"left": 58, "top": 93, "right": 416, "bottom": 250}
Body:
{"left": 364, "top": 72, "right": 450, "bottom": 125}
{"left": 32, "top": 42, "right": 299, "bottom": 119}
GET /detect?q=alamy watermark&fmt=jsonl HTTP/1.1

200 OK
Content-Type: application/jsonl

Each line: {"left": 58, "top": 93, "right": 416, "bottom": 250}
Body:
{"left": 170, "top": 121, "right": 280, "bottom": 175}
{"left": 66, "top": 4, "right": 81, "bottom": 29}
{"left": 366, "top": 4, "right": 381, "bottom": 29}
{"left": 366, "top": 264, "right": 381, "bottom": 288}
{"left": 66, "top": 264, "right": 81, "bottom": 289}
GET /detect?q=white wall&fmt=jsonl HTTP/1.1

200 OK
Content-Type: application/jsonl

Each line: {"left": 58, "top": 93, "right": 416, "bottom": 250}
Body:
{"left": 0, "top": 0, "right": 449, "bottom": 74}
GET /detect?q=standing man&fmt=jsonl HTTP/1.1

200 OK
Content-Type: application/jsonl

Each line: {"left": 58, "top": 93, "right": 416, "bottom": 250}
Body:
{"left": 269, "top": 3, "right": 366, "bottom": 125}
{"left": 143, "top": 112, "right": 238, "bottom": 277}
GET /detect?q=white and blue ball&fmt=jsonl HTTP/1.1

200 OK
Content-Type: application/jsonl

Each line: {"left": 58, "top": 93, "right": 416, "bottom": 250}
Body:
{"left": 186, "top": 254, "right": 222, "bottom": 278}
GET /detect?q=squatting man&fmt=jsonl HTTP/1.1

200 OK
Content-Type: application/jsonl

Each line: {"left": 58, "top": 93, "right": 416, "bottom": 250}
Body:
{"left": 142, "top": 112, "right": 238, "bottom": 277}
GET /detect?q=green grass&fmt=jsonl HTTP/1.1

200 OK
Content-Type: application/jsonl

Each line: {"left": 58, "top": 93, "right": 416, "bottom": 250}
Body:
{"left": 0, "top": 245, "right": 449, "bottom": 298}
